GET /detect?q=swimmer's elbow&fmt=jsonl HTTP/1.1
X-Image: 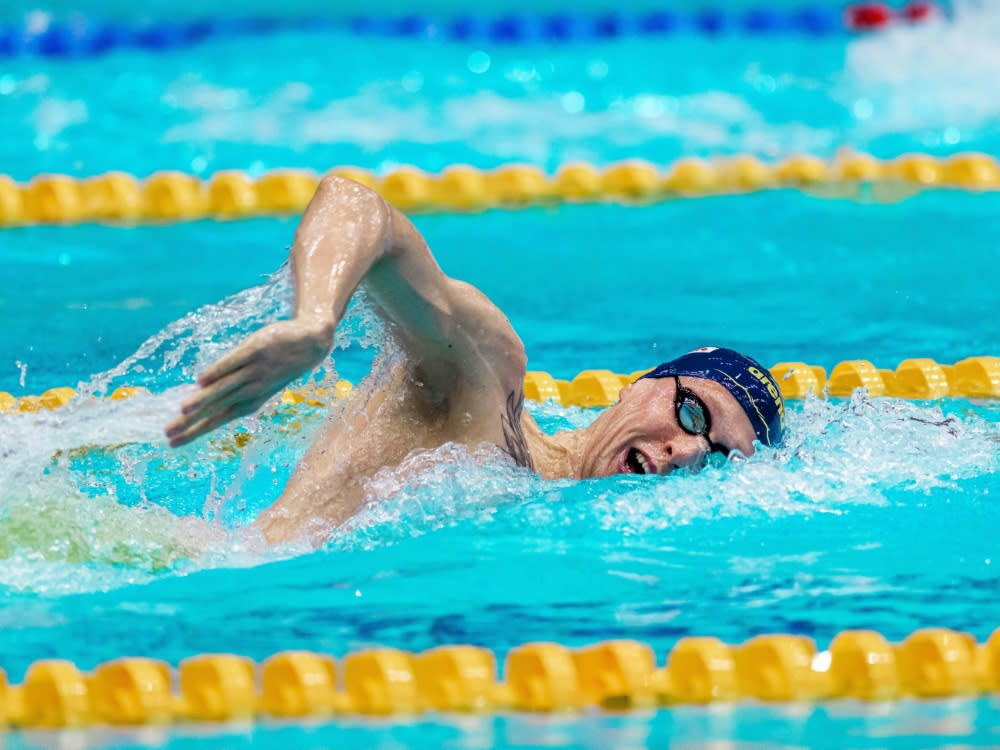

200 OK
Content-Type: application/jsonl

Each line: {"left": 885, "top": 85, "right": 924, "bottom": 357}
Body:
{"left": 307, "top": 175, "right": 392, "bottom": 246}
{"left": 316, "top": 174, "right": 388, "bottom": 218}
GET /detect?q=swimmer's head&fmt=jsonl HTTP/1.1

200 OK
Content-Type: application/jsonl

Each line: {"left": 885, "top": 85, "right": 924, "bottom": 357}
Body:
{"left": 575, "top": 346, "right": 785, "bottom": 478}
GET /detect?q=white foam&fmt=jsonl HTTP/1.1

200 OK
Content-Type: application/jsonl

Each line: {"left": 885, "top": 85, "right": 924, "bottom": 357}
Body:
{"left": 838, "top": 1, "right": 1000, "bottom": 143}
{"left": 0, "top": 267, "right": 383, "bottom": 592}
{"left": 162, "top": 81, "right": 833, "bottom": 163}
{"left": 329, "top": 392, "right": 999, "bottom": 547}
{"left": 2, "top": 265, "right": 997, "bottom": 594}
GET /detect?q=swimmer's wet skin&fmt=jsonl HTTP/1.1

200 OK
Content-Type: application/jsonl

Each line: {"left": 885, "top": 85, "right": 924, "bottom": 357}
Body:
{"left": 165, "top": 176, "right": 784, "bottom": 545}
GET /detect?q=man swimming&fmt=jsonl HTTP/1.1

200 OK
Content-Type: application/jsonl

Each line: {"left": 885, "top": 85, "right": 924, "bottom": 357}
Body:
{"left": 165, "top": 176, "right": 785, "bottom": 544}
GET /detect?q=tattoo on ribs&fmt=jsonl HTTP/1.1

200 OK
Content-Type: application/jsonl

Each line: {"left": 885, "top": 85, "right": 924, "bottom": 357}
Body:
{"left": 501, "top": 390, "right": 535, "bottom": 470}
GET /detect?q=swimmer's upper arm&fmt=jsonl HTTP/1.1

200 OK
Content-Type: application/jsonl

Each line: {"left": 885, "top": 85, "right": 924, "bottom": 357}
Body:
{"left": 364, "top": 200, "right": 524, "bottom": 374}
{"left": 167, "top": 176, "right": 521, "bottom": 449}
{"left": 300, "top": 176, "right": 522, "bottom": 380}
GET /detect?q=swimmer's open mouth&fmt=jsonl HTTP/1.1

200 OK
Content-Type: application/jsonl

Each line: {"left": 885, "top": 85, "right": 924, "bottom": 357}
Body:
{"left": 622, "top": 447, "right": 656, "bottom": 475}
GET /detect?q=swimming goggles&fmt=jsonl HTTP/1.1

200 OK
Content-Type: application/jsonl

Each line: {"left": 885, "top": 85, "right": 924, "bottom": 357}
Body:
{"left": 673, "top": 376, "right": 730, "bottom": 457}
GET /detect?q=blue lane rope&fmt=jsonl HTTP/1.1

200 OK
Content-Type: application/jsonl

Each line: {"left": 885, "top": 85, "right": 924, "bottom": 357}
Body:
{"left": 0, "top": 4, "right": 940, "bottom": 59}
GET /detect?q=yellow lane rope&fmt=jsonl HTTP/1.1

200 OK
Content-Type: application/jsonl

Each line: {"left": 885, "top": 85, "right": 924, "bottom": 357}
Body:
{"left": 0, "top": 626, "right": 997, "bottom": 728}
{"left": 2, "top": 153, "right": 999, "bottom": 227}
{"left": 3, "top": 357, "right": 998, "bottom": 415}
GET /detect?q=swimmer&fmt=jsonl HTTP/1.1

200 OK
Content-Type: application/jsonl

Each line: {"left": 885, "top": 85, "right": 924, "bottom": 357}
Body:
{"left": 165, "top": 177, "right": 785, "bottom": 544}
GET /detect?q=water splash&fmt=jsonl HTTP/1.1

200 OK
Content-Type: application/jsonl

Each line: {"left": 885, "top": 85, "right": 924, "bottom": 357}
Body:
{"left": 590, "top": 393, "right": 998, "bottom": 536}
{"left": 1, "top": 261, "right": 997, "bottom": 594}
{"left": 0, "top": 265, "right": 384, "bottom": 589}
{"left": 84, "top": 263, "right": 294, "bottom": 395}
{"left": 839, "top": 0, "right": 1000, "bottom": 145}
{"left": 332, "top": 392, "right": 999, "bottom": 548}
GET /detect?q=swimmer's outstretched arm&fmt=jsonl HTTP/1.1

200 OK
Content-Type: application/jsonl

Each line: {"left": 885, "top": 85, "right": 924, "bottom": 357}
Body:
{"left": 166, "top": 176, "right": 515, "bottom": 447}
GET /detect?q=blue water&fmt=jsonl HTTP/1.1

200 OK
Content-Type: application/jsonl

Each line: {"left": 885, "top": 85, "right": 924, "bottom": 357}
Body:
{"left": 2, "top": 4, "right": 998, "bottom": 180}
{"left": 0, "top": 0, "right": 949, "bottom": 27}
{"left": 2, "top": 2, "right": 1000, "bottom": 747}
{"left": 5, "top": 192, "right": 1000, "bottom": 394}
{"left": 9, "top": 699, "right": 1000, "bottom": 749}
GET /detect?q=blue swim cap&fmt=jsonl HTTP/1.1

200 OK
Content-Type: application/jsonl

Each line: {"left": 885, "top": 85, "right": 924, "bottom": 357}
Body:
{"left": 640, "top": 346, "right": 785, "bottom": 447}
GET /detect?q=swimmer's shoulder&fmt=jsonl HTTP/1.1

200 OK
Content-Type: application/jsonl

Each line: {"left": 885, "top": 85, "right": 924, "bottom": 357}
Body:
{"left": 447, "top": 278, "right": 527, "bottom": 376}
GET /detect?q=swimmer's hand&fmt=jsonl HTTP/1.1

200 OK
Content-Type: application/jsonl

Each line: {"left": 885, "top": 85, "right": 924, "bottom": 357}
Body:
{"left": 165, "top": 319, "right": 332, "bottom": 448}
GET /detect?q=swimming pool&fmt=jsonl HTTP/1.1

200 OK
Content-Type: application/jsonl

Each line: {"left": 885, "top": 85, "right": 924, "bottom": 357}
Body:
{"left": 2, "top": 1, "right": 1000, "bottom": 746}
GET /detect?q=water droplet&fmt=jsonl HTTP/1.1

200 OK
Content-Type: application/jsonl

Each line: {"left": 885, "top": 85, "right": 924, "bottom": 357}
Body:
{"left": 853, "top": 99, "right": 874, "bottom": 120}
{"left": 467, "top": 51, "right": 491, "bottom": 74}
{"left": 401, "top": 71, "right": 424, "bottom": 93}
{"left": 634, "top": 95, "right": 665, "bottom": 118}
{"left": 756, "top": 75, "right": 777, "bottom": 94}
{"left": 587, "top": 60, "right": 609, "bottom": 80}
{"left": 561, "top": 92, "right": 585, "bottom": 114}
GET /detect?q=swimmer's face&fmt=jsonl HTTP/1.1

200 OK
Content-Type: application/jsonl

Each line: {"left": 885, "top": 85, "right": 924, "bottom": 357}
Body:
{"left": 577, "top": 376, "right": 757, "bottom": 478}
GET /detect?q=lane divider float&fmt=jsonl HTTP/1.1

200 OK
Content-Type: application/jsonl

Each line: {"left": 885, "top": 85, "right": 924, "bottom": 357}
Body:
{"left": 3, "top": 357, "right": 998, "bottom": 416}
{"left": 336, "top": 2, "right": 938, "bottom": 42}
{"left": 2, "top": 152, "right": 1000, "bottom": 229}
{"left": 0, "top": 3, "right": 940, "bottom": 59}
{"left": 0, "top": 626, "right": 996, "bottom": 729}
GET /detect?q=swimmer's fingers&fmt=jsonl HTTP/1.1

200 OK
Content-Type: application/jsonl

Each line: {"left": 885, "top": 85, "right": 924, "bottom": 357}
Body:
{"left": 197, "top": 338, "right": 261, "bottom": 387}
{"left": 198, "top": 321, "right": 332, "bottom": 388}
{"left": 198, "top": 352, "right": 249, "bottom": 388}
{"left": 167, "top": 381, "right": 256, "bottom": 444}
{"left": 165, "top": 411, "right": 204, "bottom": 446}
{"left": 181, "top": 370, "right": 252, "bottom": 418}
{"left": 167, "top": 399, "right": 256, "bottom": 448}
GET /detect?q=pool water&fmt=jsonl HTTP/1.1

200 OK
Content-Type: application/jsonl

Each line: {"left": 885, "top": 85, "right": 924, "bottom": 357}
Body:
{"left": 4, "top": 1, "right": 1000, "bottom": 180}
{"left": 6, "top": 192, "right": 1000, "bottom": 393}
{"left": 9, "top": 699, "right": 1000, "bottom": 749}
{"left": 2, "top": 1, "right": 1000, "bottom": 746}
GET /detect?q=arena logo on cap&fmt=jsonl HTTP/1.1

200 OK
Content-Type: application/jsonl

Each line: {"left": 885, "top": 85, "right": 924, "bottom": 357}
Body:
{"left": 748, "top": 366, "right": 785, "bottom": 429}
